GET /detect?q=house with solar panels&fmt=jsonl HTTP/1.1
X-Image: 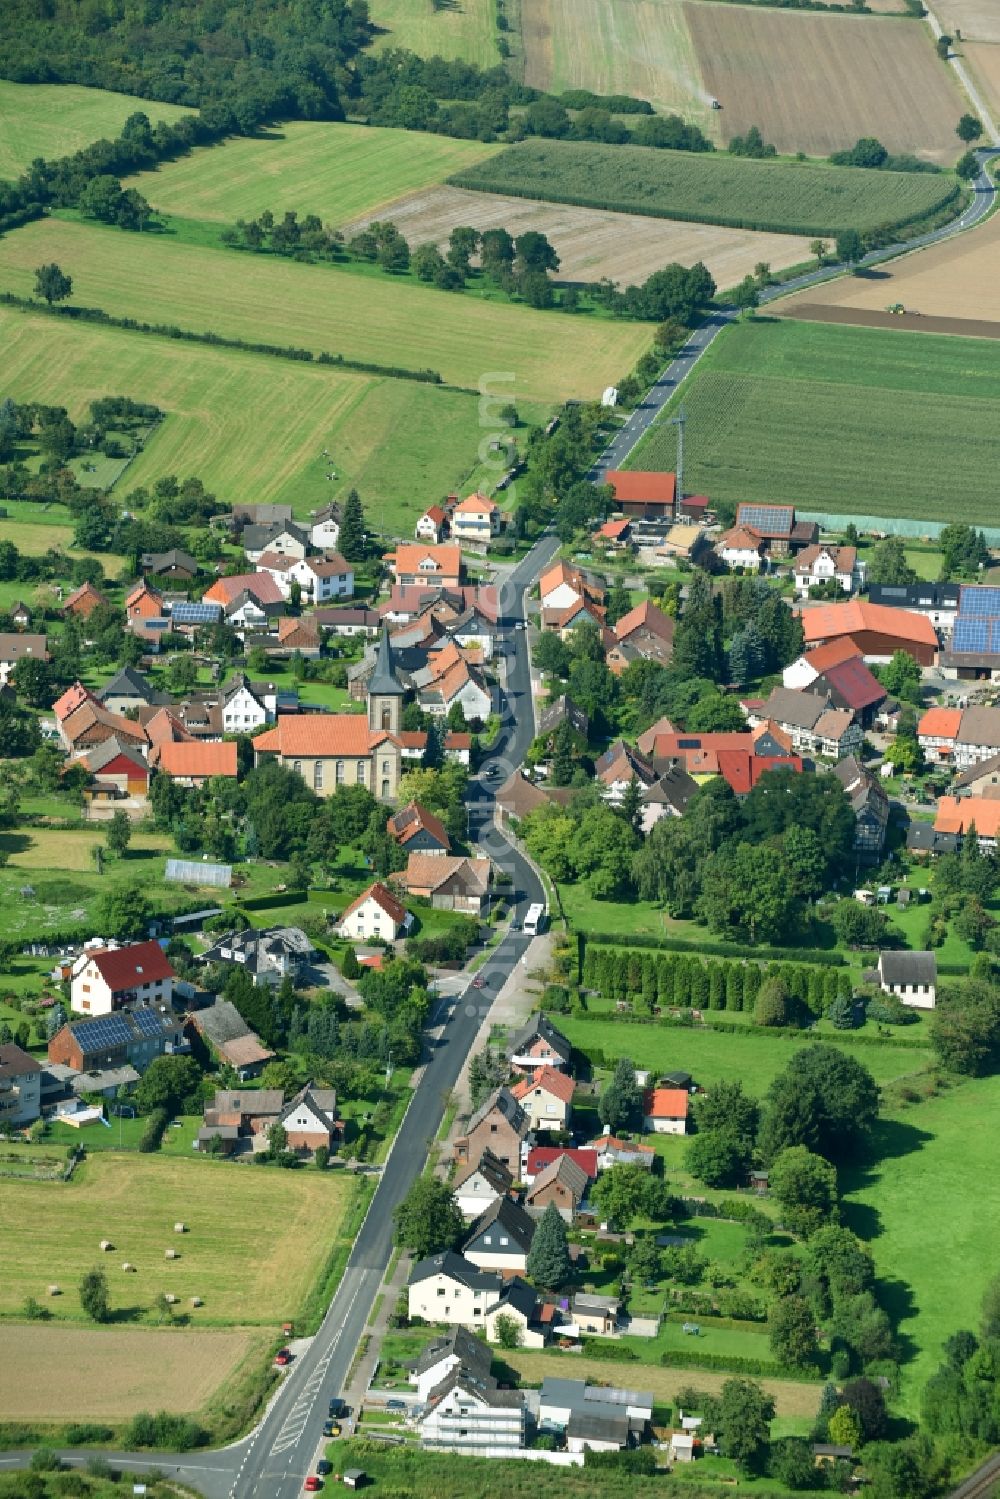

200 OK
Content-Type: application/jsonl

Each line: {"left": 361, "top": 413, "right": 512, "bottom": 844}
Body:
{"left": 734, "top": 503, "right": 818, "bottom": 558}
{"left": 49, "top": 1006, "right": 188, "bottom": 1078}
{"left": 166, "top": 599, "right": 223, "bottom": 638}
{"left": 940, "top": 586, "right": 1000, "bottom": 682}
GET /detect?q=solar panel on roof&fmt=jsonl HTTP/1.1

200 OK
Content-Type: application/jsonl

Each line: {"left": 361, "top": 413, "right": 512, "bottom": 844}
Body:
{"left": 954, "top": 618, "right": 989, "bottom": 653}
{"left": 958, "top": 587, "right": 1000, "bottom": 616}
{"left": 74, "top": 1014, "right": 132, "bottom": 1049}
{"left": 736, "top": 503, "right": 793, "bottom": 536}
{"left": 131, "top": 1008, "right": 167, "bottom": 1036}
{"left": 171, "top": 601, "right": 222, "bottom": 624}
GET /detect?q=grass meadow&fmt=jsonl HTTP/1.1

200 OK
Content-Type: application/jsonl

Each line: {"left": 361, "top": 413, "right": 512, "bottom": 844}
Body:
{"left": 127, "top": 121, "right": 501, "bottom": 227}
{"left": 0, "top": 305, "right": 506, "bottom": 534}
{"left": 0, "top": 81, "right": 190, "bottom": 180}
{"left": 0, "top": 218, "right": 650, "bottom": 403}
{"left": 450, "top": 139, "right": 958, "bottom": 237}
{"left": 0, "top": 1153, "right": 356, "bottom": 1325}
{"left": 628, "top": 317, "right": 1000, "bottom": 525}
{"left": 368, "top": 0, "right": 500, "bottom": 64}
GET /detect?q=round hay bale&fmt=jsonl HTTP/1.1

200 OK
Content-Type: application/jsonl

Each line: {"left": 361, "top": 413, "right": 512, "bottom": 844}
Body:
{"left": 190, "top": 1296, "right": 203, "bottom": 1307}
{"left": 165, "top": 1249, "right": 178, "bottom": 1260}
{"left": 47, "top": 1284, "right": 61, "bottom": 1296}
{"left": 164, "top": 1294, "right": 178, "bottom": 1305}
{"left": 173, "top": 1222, "right": 187, "bottom": 1233}
{"left": 122, "top": 1262, "right": 136, "bottom": 1272}
{"left": 99, "top": 1240, "right": 114, "bottom": 1252}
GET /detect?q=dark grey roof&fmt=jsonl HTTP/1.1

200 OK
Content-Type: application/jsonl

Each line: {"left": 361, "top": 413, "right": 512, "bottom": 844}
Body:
{"left": 368, "top": 627, "right": 406, "bottom": 698}
{"left": 412, "top": 1327, "right": 491, "bottom": 1379}
{"left": 508, "top": 1014, "right": 571, "bottom": 1063}
{"left": 956, "top": 706, "right": 1000, "bottom": 750}
{"left": 466, "top": 1086, "right": 529, "bottom": 1139}
{"left": 528, "top": 1154, "right": 589, "bottom": 1202}
{"left": 0, "top": 1042, "right": 41, "bottom": 1079}
{"left": 463, "top": 1196, "right": 536, "bottom": 1255}
{"left": 813, "top": 1444, "right": 853, "bottom": 1458}
{"left": 142, "top": 549, "right": 198, "bottom": 573}
{"left": 954, "top": 751, "right": 1000, "bottom": 788}
{"left": 867, "top": 583, "right": 959, "bottom": 610}
{"left": 488, "top": 1277, "right": 537, "bottom": 1321}
{"left": 833, "top": 755, "right": 889, "bottom": 818}
{"left": 642, "top": 763, "right": 698, "bottom": 812}
{"left": 573, "top": 1292, "right": 620, "bottom": 1313}
{"left": 408, "top": 1250, "right": 502, "bottom": 1292}
{"left": 538, "top": 694, "right": 589, "bottom": 739}
{"left": 425, "top": 1367, "right": 524, "bottom": 1409}
{"left": 879, "top": 950, "right": 937, "bottom": 986}
{"left": 566, "top": 1409, "right": 629, "bottom": 1445}
{"left": 906, "top": 823, "right": 959, "bottom": 854}
{"left": 761, "top": 686, "right": 830, "bottom": 730}
{"left": 453, "top": 1146, "right": 514, "bottom": 1194}
{"left": 97, "top": 666, "right": 162, "bottom": 704}
{"left": 190, "top": 999, "right": 252, "bottom": 1045}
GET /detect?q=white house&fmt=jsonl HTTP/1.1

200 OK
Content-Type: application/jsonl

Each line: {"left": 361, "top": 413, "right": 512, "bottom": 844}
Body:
{"left": 243, "top": 522, "right": 310, "bottom": 564}
{"left": 293, "top": 554, "right": 354, "bottom": 603}
{"left": 461, "top": 1197, "right": 536, "bottom": 1273}
{"left": 416, "top": 1368, "right": 525, "bottom": 1456}
{"left": 510, "top": 1066, "right": 574, "bottom": 1132}
{"left": 452, "top": 1149, "right": 514, "bottom": 1220}
{"left": 450, "top": 493, "right": 500, "bottom": 546}
{"left": 642, "top": 1087, "right": 689, "bottom": 1136}
{"left": 877, "top": 950, "right": 937, "bottom": 1010}
{"left": 415, "top": 505, "right": 449, "bottom": 543}
{"left": 70, "top": 941, "right": 175, "bottom": 1017}
{"left": 409, "top": 1328, "right": 492, "bottom": 1403}
{"left": 793, "top": 544, "right": 863, "bottom": 598}
{"left": 407, "top": 1251, "right": 502, "bottom": 1326}
{"left": 221, "top": 675, "right": 269, "bottom": 734}
{"left": 0, "top": 632, "right": 48, "bottom": 687}
{"left": 310, "top": 505, "right": 340, "bottom": 551}
{"left": 0, "top": 1043, "right": 42, "bottom": 1125}
{"left": 336, "top": 882, "right": 412, "bottom": 943}
{"left": 483, "top": 1280, "right": 547, "bottom": 1350}
{"left": 716, "top": 526, "right": 765, "bottom": 572}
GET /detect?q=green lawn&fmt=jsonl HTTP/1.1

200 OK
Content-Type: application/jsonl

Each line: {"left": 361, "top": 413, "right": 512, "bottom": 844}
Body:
{"left": 0, "top": 217, "right": 651, "bottom": 405}
{"left": 557, "top": 1013, "right": 933, "bottom": 1094}
{"left": 367, "top": 0, "right": 500, "bottom": 64}
{"left": 628, "top": 318, "right": 1000, "bottom": 528}
{"left": 842, "top": 1075, "right": 1000, "bottom": 1415}
{"left": 450, "top": 139, "right": 958, "bottom": 237}
{"left": 0, "top": 302, "right": 503, "bottom": 536}
{"left": 0, "top": 80, "right": 190, "bottom": 180}
{"left": 126, "top": 121, "right": 500, "bottom": 226}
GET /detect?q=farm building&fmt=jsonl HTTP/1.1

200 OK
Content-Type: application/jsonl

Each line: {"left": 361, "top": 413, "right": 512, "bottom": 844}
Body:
{"left": 877, "top": 951, "right": 937, "bottom": 1010}
{"left": 605, "top": 470, "right": 676, "bottom": 520}
{"left": 799, "top": 599, "right": 938, "bottom": 665}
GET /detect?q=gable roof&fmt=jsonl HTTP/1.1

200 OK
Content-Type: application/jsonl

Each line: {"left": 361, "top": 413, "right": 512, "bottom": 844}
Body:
{"left": 879, "top": 950, "right": 937, "bottom": 986}
{"left": 816, "top": 657, "right": 886, "bottom": 713}
{"left": 253, "top": 714, "right": 377, "bottom": 758}
{"left": 203, "top": 573, "right": 285, "bottom": 608}
{"left": 935, "top": 796, "right": 1000, "bottom": 838}
{"left": 759, "top": 686, "right": 831, "bottom": 731}
{"left": 955, "top": 705, "right": 1000, "bottom": 749}
{"left": 526, "top": 1146, "right": 598, "bottom": 1180}
{"left": 408, "top": 1250, "right": 502, "bottom": 1291}
{"left": 954, "top": 750, "right": 1000, "bottom": 788}
{"left": 403, "top": 852, "right": 491, "bottom": 896}
{"left": 605, "top": 470, "right": 676, "bottom": 506}
{"left": 643, "top": 1087, "right": 689, "bottom": 1119}
{"left": 339, "top": 880, "right": 409, "bottom": 928}
{"left": 62, "top": 701, "right": 149, "bottom": 748}
{"left": 526, "top": 1152, "right": 589, "bottom": 1202}
{"left": 455, "top": 492, "right": 497, "bottom": 515}
{"left": 735, "top": 502, "right": 794, "bottom": 539}
{"left": 62, "top": 581, "right": 108, "bottom": 615}
{"left": 389, "top": 543, "right": 463, "bottom": 577}
{"left": 82, "top": 735, "right": 150, "bottom": 776}
{"left": 412, "top": 1326, "right": 492, "bottom": 1379}
{"left": 465, "top": 1085, "right": 529, "bottom": 1139}
{"left": 452, "top": 1147, "right": 515, "bottom": 1194}
{"left": 155, "top": 741, "right": 238, "bottom": 778}
{"left": 801, "top": 637, "right": 864, "bottom": 674}
{"left": 918, "top": 706, "right": 962, "bottom": 740}
{"left": 463, "top": 1195, "right": 536, "bottom": 1254}
{"left": 794, "top": 543, "right": 857, "bottom": 575}
{"left": 716, "top": 750, "right": 802, "bottom": 796}
{"left": 800, "top": 599, "right": 938, "bottom": 648}
{"left": 508, "top": 1014, "right": 571, "bottom": 1063}
{"left": 511, "top": 1065, "right": 575, "bottom": 1107}
{"left": 387, "top": 801, "right": 451, "bottom": 851}
{"left": 614, "top": 599, "right": 674, "bottom": 646}
{"left": 84, "top": 941, "right": 174, "bottom": 991}
{"left": 96, "top": 666, "right": 160, "bottom": 704}
{"left": 718, "top": 525, "right": 765, "bottom": 552}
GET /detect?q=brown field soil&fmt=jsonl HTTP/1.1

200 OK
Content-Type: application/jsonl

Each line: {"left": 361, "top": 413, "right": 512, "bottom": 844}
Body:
{"left": 778, "top": 207, "right": 1000, "bottom": 325}
{"left": 963, "top": 41, "right": 1000, "bottom": 120}
{"left": 506, "top": 1352, "right": 821, "bottom": 1417}
{"left": 779, "top": 302, "right": 1000, "bottom": 338}
{"left": 344, "top": 184, "right": 812, "bottom": 286}
{"left": 934, "top": 0, "right": 1000, "bottom": 42}
{"left": 685, "top": 4, "right": 963, "bottom": 164}
{"left": 0, "top": 1324, "right": 262, "bottom": 1419}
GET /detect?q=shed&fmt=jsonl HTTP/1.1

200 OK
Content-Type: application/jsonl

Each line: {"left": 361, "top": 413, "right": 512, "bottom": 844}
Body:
{"left": 343, "top": 1472, "right": 367, "bottom": 1490}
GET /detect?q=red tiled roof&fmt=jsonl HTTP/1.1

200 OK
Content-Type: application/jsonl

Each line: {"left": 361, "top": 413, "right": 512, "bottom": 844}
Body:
{"left": 751, "top": 720, "right": 793, "bottom": 754}
{"left": 422, "top": 505, "right": 447, "bottom": 525}
{"left": 597, "top": 519, "right": 632, "bottom": 541}
{"left": 62, "top": 582, "right": 107, "bottom": 616}
{"left": 388, "top": 801, "right": 451, "bottom": 850}
{"left": 718, "top": 525, "right": 764, "bottom": 551}
{"left": 455, "top": 492, "right": 496, "bottom": 515}
{"left": 145, "top": 708, "right": 194, "bottom": 747}
{"left": 935, "top": 796, "right": 1000, "bottom": 837}
{"left": 716, "top": 750, "right": 803, "bottom": 796}
{"left": 919, "top": 707, "right": 962, "bottom": 740}
{"left": 800, "top": 600, "right": 937, "bottom": 648}
{"left": 801, "top": 638, "right": 864, "bottom": 674}
{"left": 526, "top": 1147, "right": 598, "bottom": 1180}
{"left": 87, "top": 940, "right": 174, "bottom": 992}
{"left": 643, "top": 1087, "right": 689, "bottom": 1119}
{"left": 648, "top": 731, "right": 753, "bottom": 775}
{"left": 204, "top": 573, "right": 285, "bottom": 607}
{"left": 615, "top": 600, "right": 674, "bottom": 645}
{"left": 253, "top": 714, "right": 374, "bottom": 757}
{"left": 444, "top": 731, "right": 472, "bottom": 749}
{"left": 339, "top": 880, "right": 409, "bottom": 928}
{"left": 819, "top": 657, "right": 886, "bottom": 712}
{"left": 606, "top": 471, "right": 676, "bottom": 505}
{"left": 156, "top": 741, "right": 238, "bottom": 778}
{"left": 387, "top": 543, "right": 462, "bottom": 577}
{"left": 53, "top": 682, "right": 95, "bottom": 721}
{"left": 511, "top": 1065, "right": 575, "bottom": 1105}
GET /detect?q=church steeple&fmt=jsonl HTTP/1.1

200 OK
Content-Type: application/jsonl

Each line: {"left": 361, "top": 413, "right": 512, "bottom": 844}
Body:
{"left": 367, "top": 627, "right": 405, "bottom": 735}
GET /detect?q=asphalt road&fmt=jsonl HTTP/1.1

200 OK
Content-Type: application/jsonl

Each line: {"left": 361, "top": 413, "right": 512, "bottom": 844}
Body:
{"left": 591, "top": 148, "right": 999, "bottom": 483}
{"left": 2, "top": 532, "right": 561, "bottom": 1499}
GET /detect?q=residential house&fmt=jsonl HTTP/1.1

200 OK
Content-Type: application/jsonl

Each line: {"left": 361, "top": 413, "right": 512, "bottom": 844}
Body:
{"left": 220, "top": 674, "right": 270, "bottom": 734}
{"left": 508, "top": 1015, "right": 572, "bottom": 1074}
{"left": 312, "top": 606, "right": 381, "bottom": 638}
{"left": 793, "top": 544, "right": 862, "bottom": 597}
{"left": 453, "top": 1149, "right": 514, "bottom": 1220}
{"left": 310, "top": 503, "right": 341, "bottom": 551}
{"left": 493, "top": 770, "right": 578, "bottom": 830}
{"left": 60, "top": 699, "right": 149, "bottom": 756}
{"left": 454, "top": 1086, "right": 530, "bottom": 1173}
{"left": 259, "top": 552, "right": 354, "bottom": 604}
{"left": 461, "top": 1196, "right": 536, "bottom": 1272}
{"left": 917, "top": 706, "right": 962, "bottom": 765}
{"left": 416, "top": 1367, "right": 525, "bottom": 1456}
{"left": 153, "top": 741, "right": 239, "bottom": 785}
{"left": 139, "top": 697, "right": 222, "bottom": 743}
{"left": 271, "top": 616, "right": 321, "bottom": 656}
{"left": 572, "top": 1293, "right": 621, "bottom": 1336}
{"left": 813, "top": 656, "right": 886, "bottom": 729}
{"left": 49, "top": 1007, "right": 187, "bottom": 1076}
{"left": 539, "top": 562, "right": 606, "bottom": 629}
{"left": 716, "top": 525, "right": 766, "bottom": 572}
{"left": 953, "top": 753, "right": 1000, "bottom": 798}
{"left": 605, "top": 469, "right": 676, "bottom": 520}
{"left": 539, "top": 1377, "right": 652, "bottom": 1446}
{"left": 242, "top": 520, "right": 310, "bottom": 564}
{"left": 868, "top": 581, "right": 960, "bottom": 632}
{"left": 62, "top": 581, "right": 107, "bottom": 620}
{"left": 595, "top": 740, "right": 657, "bottom": 802}
{"left": 277, "top": 1083, "right": 340, "bottom": 1155}
{"left": 783, "top": 637, "right": 864, "bottom": 691}
{"left": 955, "top": 706, "right": 1000, "bottom": 769}
{"left": 450, "top": 493, "right": 500, "bottom": 545}
{"left": 409, "top": 1327, "right": 493, "bottom": 1403}
{"left": 800, "top": 599, "right": 938, "bottom": 665}
{"left": 636, "top": 715, "right": 676, "bottom": 754}
{"left": 200, "top": 926, "right": 316, "bottom": 988}
{"left": 401, "top": 853, "right": 492, "bottom": 915}
{"left": 715, "top": 749, "right": 802, "bottom": 798}
{"left": 203, "top": 573, "right": 285, "bottom": 616}
{"left": 415, "top": 505, "right": 449, "bottom": 543}
{"left": 510, "top": 1065, "right": 574, "bottom": 1133}
{"left": 70, "top": 941, "right": 175, "bottom": 1017}
{"left": 640, "top": 765, "right": 699, "bottom": 831}
{"left": 142, "top": 549, "right": 198, "bottom": 582}
{"left": 640, "top": 730, "right": 753, "bottom": 778}
{"left": 0, "top": 632, "right": 47, "bottom": 686}
{"left": 197, "top": 1087, "right": 285, "bottom": 1154}
{"left": 550, "top": 596, "right": 608, "bottom": 640}
{"left": 386, "top": 543, "right": 463, "bottom": 590}
{"left": 78, "top": 737, "right": 151, "bottom": 811}
{"left": 124, "top": 580, "right": 163, "bottom": 628}
{"left": 187, "top": 999, "right": 273, "bottom": 1078}
{"left": 337, "top": 881, "right": 412, "bottom": 942}
{"left": 612, "top": 600, "right": 674, "bottom": 665}
{"left": 657, "top": 522, "right": 708, "bottom": 564}
{"left": 442, "top": 605, "right": 497, "bottom": 662}
{"left": 0, "top": 1043, "right": 42, "bottom": 1126}
{"left": 586, "top": 1132, "right": 655, "bottom": 1171}
{"left": 231, "top": 502, "right": 293, "bottom": 528}
{"left": 643, "top": 1087, "right": 689, "bottom": 1135}
{"left": 593, "top": 518, "right": 632, "bottom": 552}
{"left": 483, "top": 1279, "right": 548, "bottom": 1349}
{"left": 735, "top": 503, "right": 817, "bottom": 557}
{"left": 407, "top": 1250, "right": 503, "bottom": 1326}
{"left": 833, "top": 755, "right": 889, "bottom": 859}
{"left": 387, "top": 801, "right": 451, "bottom": 856}
{"left": 537, "top": 695, "right": 589, "bottom": 745}
{"left": 750, "top": 686, "right": 863, "bottom": 759}
{"left": 525, "top": 1153, "right": 589, "bottom": 1221}
{"left": 524, "top": 1146, "right": 597, "bottom": 1185}
{"left": 934, "top": 796, "right": 1000, "bottom": 849}
{"left": 96, "top": 667, "right": 168, "bottom": 717}
{"left": 877, "top": 950, "right": 937, "bottom": 1010}
{"left": 415, "top": 646, "right": 492, "bottom": 723}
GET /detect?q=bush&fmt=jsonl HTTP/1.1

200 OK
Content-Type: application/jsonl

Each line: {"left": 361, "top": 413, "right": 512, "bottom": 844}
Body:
{"left": 580, "top": 1337, "right": 639, "bottom": 1361}
{"left": 64, "top": 1424, "right": 114, "bottom": 1445}
{"left": 137, "top": 1106, "right": 169, "bottom": 1152}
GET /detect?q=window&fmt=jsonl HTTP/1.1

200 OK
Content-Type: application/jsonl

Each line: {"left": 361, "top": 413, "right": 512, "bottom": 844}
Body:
{"left": 292, "top": 760, "right": 302, "bottom": 774}
{"left": 356, "top": 761, "right": 366, "bottom": 783}
{"left": 313, "top": 761, "right": 324, "bottom": 790}
{"left": 336, "top": 760, "right": 345, "bottom": 784}
{"left": 483, "top": 1235, "right": 492, "bottom": 1245}
{"left": 381, "top": 759, "right": 390, "bottom": 774}
{"left": 381, "top": 779, "right": 390, "bottom": 799}
{"left": 436, "top": 1287, "right": 446, "bottom": 1297}
{"left": 499, "top": 1236, "right": 509, "bottom": 1246}
{"left": 490, "top": 1123, "right": 498, "bottom": 1133}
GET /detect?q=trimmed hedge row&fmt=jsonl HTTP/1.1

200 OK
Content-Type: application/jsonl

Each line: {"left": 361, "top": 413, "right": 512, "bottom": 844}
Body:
{"left": 583, "top": 932, "right": 844, "bottom": 965}
{"left": 138, "top": 1108, "right": 169, "bottom": 1153}
{"left": 659, "top": 1349, "right": 819, "bottom": 1381}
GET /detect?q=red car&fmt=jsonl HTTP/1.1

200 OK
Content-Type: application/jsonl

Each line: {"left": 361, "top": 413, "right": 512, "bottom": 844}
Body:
{"left": 274, "top": 1348, "right": 292, "bottom": 1367}
{"left": 304, "top": 1479, "right": 323, "bottom": 1492}
{"left": 471, "top": 976, "right": 484, "bottom": 989}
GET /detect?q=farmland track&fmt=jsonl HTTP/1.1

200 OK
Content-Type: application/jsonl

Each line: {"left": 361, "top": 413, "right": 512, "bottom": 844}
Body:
{"left": 948, "top": 1449, "right": 1000, "bottom": 1498}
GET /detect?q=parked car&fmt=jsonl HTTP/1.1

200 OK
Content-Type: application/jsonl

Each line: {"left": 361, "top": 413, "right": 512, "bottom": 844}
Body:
{"left": 304, "top": 1478, "right": 323, "bottom": 1492}
{"left": 274, "top": 1348, "right": 292, "bottom": 1367}
{"left": 322, "top": 1421, "right": 340, "bottom": 1438}
{"left": 386, "top": 1399, "right": 406, "bottom": 1412}
{"left": 328, "top": 1398, "right": 346, "bottom": 1418}
{"left": 316, "top": 1460, "right": 333, "bottom": 1476}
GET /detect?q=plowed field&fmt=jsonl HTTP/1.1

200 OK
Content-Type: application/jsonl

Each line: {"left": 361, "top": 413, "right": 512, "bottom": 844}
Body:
{"left": 686, "top": 5, "right": 963, "bottom": 164}
{"left": 934, "top": 0, "right": 1000, "bottom": 42}
{"left": 964, "top": 41, "right": 1000, "bottom": 122}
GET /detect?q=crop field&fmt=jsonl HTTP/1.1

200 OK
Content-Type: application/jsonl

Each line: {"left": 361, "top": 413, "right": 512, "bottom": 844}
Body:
{"left": 521, "top": 0, "right": 714, "bottom": 132}
{"left": 843, "top": 1076, "right": 1000, "bottom": 1412}
{"left": 126, "top": 121, "right": 500, "bottom": 227}
{"left": 346, "top": 183, "right": 812, "bottom": 287}
{"left": 780, "top": 205, "right": 1000, "bottom": 327}
{"left": 627, "top": 317, "right": 1000, "bottom": 525}
{"left": 367, "top": 0, "right": 500, "bottom": 64}
{"left": 685, "top": 5, "right": 963, "bottom": 165}
{"left": 0, "top": 306, "right": 509, "bottom": 533}
{"left": 0, "top": 1324, "right": 263, "bottom": 1420}
{"left": 0, "top": 1153, "right": 355, "bottom": 1324}
{"left": 0, "top": 81, "right": 190, "bottom": 181}
{"left": 934, "top": 0, "right": 1000, "bottom": 42}
{"left": 0, "top": 218, "right": 649, "bottom": 404}
{"left": 449, "top": 139, "right": 958, "bottom": 236}
{"left": 964, "top": 42, "right": 1000, "bottom": 127}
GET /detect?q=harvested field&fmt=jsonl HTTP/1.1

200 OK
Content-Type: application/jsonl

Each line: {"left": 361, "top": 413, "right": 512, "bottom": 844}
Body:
{"left": 0, "top": 81, "right": 189, "bottom": 181}
{"left": 964, "top": 41, "right": 1000, "bottom": 123}
{"left": 0, "top": 1325, "right": 261, "bottom": 1420}
{"left": 0, "top": 218, "right": 650, "bottom": 404}
{"left": 783, "top": 304, "right": 1000, "bottom": 339}
{"left": 686, "top": 4, "right": 964, "bottom": 164}
{"left": 451, "top": 138, "right": 959, "bottom": 236}
{"left": 506, "top": 1353, "right": 820, "bottom": 1417}
{"left": 521, "top": 0, "right": 714, "bottom": 132}
{"left": 0, "top": 1153, "right": 355, "bottom": 1324}
{"left": 126, "top": 121, "right": 500, "bottom": 227}
{"left": 934, "top": 0, "right": 1000, "bottom": 42}
{"left": 346, "top": 184, "right": 811, "bottom": 286}
{"left": 779, "top": 206, "right": 1000, "bottom": 325}
{"left": 368, "top": 0, "right": 500, "bottom": 64}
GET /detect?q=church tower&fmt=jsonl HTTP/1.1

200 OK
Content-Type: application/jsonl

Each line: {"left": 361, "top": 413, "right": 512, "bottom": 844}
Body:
{"left": 367, "top": 627, "right": 405, "bottom": 736}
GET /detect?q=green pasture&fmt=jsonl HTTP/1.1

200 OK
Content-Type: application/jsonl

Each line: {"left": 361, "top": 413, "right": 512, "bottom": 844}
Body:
{"left": 0, "top": 80, "right": 190, "bottom": 180}
{"left": 367, "top": 0, "right": 500, "bottom": 64}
